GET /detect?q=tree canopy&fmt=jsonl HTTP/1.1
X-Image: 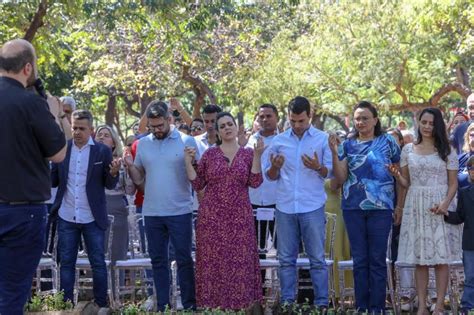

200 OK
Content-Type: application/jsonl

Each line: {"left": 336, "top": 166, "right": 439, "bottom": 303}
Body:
{"left": 1, "top": 0, "right": 472, "bottom": 136}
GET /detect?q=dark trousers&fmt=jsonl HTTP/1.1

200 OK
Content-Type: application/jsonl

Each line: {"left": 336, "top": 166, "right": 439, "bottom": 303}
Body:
{"left": 0, "top": 204, "right": 47, "bottom": 315}
{"left": 58, "top": 218, "right": 108, "bottom": 307}
{"left": 144, "top": 213, "right": 196, "bottom": 311}
{"left": 343, "top": 210, "right": 392, "bottom": 313}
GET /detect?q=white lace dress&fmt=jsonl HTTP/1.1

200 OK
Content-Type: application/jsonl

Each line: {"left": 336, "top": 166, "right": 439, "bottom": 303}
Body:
{"left": 397, "top": 143, "right": 462, "bottom": 265}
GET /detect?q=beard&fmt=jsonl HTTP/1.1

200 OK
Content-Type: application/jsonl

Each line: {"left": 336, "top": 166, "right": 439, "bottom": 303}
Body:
{"left": 26, "top": 66, "right": 37, "bottom": 87}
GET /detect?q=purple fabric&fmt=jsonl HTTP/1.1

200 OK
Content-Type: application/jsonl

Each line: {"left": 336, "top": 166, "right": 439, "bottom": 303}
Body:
{"left": 191, "top": 146, "right": 263, "bottom": 309}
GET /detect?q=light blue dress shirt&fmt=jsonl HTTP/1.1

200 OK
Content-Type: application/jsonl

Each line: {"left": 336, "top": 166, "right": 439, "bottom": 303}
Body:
{"left": 134, "top": 127, "right": 200, "bottom": 216}
{"left": 264, "top": 126, "right": 332, "bottom": 214}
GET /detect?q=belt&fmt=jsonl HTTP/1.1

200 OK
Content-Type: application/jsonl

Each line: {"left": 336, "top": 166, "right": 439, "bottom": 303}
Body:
{"left": 0, "top": 200, "right": 46, "bottom": 205}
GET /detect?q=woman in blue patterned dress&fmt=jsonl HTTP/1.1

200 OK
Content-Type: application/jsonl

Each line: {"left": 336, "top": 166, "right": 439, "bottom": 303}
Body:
{"left": 330, "top": 101, "right": 401, "bottom": 313}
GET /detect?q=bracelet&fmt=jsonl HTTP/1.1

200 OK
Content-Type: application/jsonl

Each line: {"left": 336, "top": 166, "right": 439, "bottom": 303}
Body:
{"left": 314, "top": 165, "right": 323, "bottom": 172}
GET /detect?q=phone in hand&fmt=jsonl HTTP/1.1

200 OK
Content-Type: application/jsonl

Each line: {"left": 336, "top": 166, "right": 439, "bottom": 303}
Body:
{"left": 237, "top": 112, "right": 244, "bottom": 127}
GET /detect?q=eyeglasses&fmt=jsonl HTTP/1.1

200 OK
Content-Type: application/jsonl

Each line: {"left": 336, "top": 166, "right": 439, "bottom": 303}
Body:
{"left": 191, "top": 126, "right": 203, "bottom": 132}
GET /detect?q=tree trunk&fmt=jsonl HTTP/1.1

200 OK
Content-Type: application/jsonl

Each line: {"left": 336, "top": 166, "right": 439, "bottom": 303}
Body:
{"left": 23, "top": 0, "right": 48, "bottom": 42}
{"left": 105, "top": 92, "right": 116, "bottom": 127}
{"left": 181, "top": 64, "right": 217, "bottom": 118}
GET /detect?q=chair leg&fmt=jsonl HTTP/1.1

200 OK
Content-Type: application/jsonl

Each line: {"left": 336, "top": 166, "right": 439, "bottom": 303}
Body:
{"left": 107, "top": 265, "right": 114, "bottom": 309}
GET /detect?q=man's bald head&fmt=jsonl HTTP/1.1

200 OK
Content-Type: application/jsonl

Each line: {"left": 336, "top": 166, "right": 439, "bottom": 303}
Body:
{"left": 0, "top": 39, "right": 36, "bottom": 74}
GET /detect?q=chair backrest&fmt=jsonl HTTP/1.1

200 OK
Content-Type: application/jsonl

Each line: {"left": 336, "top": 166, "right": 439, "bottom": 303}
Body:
{"left": 253, "top": 208, "right": 276, "bottom": 253}
{"left": 127, "top": 211, "right": 150, "bottom": 258}
{"left": 325, "top": 212, "right": 337, "bottom": 260}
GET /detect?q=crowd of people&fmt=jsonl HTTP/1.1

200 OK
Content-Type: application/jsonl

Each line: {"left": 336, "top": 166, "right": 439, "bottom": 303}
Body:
{"left": 1, "top": 39, "right": 474, "bottom": 315}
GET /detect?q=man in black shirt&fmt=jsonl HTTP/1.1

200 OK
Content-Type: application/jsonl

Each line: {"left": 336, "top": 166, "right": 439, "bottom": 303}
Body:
{"left": 0, "top": 39, "right": 66, "bottom": 315}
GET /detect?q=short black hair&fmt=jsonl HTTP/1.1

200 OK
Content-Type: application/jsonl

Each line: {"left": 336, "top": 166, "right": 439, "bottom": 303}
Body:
{"left": 72, "top": 109, "right": 94, "bottom": 126}
{"left": 0, "top": 47, "right": 34, "bottom": 73}
{"left": 146, "top": 100, "right": 169, "bottom": 119}
{"left": 259, "top": 103, "right": 279, "bottom": 116}
{"left": 202, "top": 104, "right": 222, "bottom": 114}
{"left": 191, "top": 118, "right": 204, "bottom": 124}
{"left": 288, "top": 96, "right": 310, "bottom": 116}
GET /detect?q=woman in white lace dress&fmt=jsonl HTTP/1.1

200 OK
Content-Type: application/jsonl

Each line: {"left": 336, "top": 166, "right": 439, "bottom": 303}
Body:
{"left": 395, "top": 108, "right": 461, "bottom": 315}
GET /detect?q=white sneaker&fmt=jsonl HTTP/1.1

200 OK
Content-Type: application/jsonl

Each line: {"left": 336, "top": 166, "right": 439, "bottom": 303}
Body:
{"left": 141, "top": 296, "right": 154, "bottom": 312}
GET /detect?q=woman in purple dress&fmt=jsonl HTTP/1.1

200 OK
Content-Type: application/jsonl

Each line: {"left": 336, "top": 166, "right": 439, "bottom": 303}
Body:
{"left": 184, "top": 112, "right": 265, "bottom": 311}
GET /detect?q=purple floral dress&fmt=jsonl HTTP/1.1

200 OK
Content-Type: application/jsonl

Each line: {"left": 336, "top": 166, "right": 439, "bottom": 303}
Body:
{"left": 191, "top": 146, "right": 263, "bottom": 310}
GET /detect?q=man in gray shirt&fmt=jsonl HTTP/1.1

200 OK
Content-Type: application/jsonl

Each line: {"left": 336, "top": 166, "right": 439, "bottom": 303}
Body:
{"left": 125, "top": 101, "right": 198, "bottom": 311}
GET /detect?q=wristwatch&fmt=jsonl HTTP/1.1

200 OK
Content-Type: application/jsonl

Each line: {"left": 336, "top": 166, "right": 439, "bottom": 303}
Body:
{"left": 315, "top": 165, "right": 323, "bottom": 171}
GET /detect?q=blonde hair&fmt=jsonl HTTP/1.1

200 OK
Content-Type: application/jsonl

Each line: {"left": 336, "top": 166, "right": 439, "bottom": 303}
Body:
{"left": 462, "top": 122, "right": 474, "bottom": 153}
{"left": 96, "top": 125, "right": 123, "bottom": 157}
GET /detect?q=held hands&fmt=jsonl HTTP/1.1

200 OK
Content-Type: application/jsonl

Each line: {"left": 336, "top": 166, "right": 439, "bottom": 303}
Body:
{"left": 429, "top": 201, "right": 449, "bottom": 216}
{"left": 270, "top": 153, "right": 285, "bottom": 169}
{"left": 253, "top": 138, "right": 265, "bottom": 157}
{"left": 122, "top": 148, "right": 134, "bottom": 168}
{"left": 109, "top": 157, "right": 122, "bottom": 177}
{"left": 169, "top": 97, "right": 183, "bottom": 112}
{"left": 302, "top": 152, "right": 322, "bottom": 171}
{"left": 184, "top": 146, "right": 197, "bottom": 165}
{"left": 386, "top": 164, "right": 401, "bottom": 179}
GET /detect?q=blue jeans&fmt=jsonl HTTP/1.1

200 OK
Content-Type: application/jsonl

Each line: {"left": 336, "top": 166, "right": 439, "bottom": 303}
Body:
{"left": 58, "top": 218, "right": 108, "bottom": 307}
{"left": 145, "top": 214, "right": 196, "bottom": 311}
{"left": 276, "top": 207, "right": 328, "bottom": 306}
{"left": 343, "top": 210, "right": 392, "bottom": 313}
{"left": 0, "top": 204, "right": 47, "bottom": 315}
{"left": 462, "top": 250, "right": 474, "bottom": 309}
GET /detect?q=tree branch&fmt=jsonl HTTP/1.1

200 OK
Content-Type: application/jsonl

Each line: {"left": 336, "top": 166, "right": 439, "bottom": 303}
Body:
{"left": 180, "top": 64, "right": 217, "bottom": 115}
{"left": 23, "top": 0, "right": 48, "bottom": 42}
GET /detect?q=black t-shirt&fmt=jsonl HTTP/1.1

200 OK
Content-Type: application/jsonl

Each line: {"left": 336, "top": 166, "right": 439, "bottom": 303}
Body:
{"left": 0, "top": 77, "right": 65, "bottom": 202}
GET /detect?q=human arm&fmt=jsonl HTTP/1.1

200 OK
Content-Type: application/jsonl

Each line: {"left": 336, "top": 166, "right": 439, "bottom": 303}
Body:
{"left": 185, "top": 147, "right": 208, "bottom": 191}
{"left": 104, "top": 148, "right": 120, "bottom": 189}
{"left": 432, "top": 169, "right": 458, "bottom": 215}
{"left": 123, "top": 147, "right": 145, "bottom": 191}
{"left": 328, "top": 134, "right": 348, "bottom": 185}
{"left": 443, "top": 192, "right": 465, "bottom": 224}
{"left": 170, "top": 97, "right": 192, "bottom": 126}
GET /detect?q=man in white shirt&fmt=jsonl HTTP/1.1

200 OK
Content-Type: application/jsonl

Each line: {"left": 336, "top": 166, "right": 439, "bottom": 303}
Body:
{"left": 247, "top": 104, "right": 279, "bottom": 252}
{"left": 264, "top": 96, "right": 332, "bottom": 309}
{"left": 51, "top": 110, "right": 120, "bottom": 307}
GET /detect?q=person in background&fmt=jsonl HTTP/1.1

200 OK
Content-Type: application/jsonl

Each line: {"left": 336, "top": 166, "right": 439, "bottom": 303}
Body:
{"left": 95, "top": 125, "right": 135, "bottom": 296}
{"left": 448, "top": 111, "right": 469, "bottom": 135}
{"left": 195, "top": 104, "right": 222, "bottom": 154}
{"left": 125, "top": 135, "right": 135, "bottom": 149}
{"left": 401, "top": 130, "right": 415, "bottom": 145}
{"left": 441, "top": 155, "right": 474, "bottom": 315}
{"left": 458, "top": 122, "right": 474, "bottom": 190}
{"left": 330, "top": 101, "right": 400, "bottom": 313}
{"left": 60, "top": 96, "right": 76, "bottom": 124}
{"left": 190, "top": 118, "right": 205, "bottom": 137}
{"left": 398, "top": 120, "right": 408, "bottom": 131}
{"left": 0, "top": 38, "right": 66, "bottom": 315}
{"left": 178, "top": 124, "right": 191, "bottom": 135}
{"left": 247, "top": 104, "right": 279, "bottom": 253}
{"left": 451, "top": 93, "right": 474, "bottom": 154}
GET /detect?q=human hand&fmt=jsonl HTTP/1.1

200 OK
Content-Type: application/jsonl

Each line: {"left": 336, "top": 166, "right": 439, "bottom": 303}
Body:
{"left": 270, "top": 153, "right": 285, "bottom": 169}
{"left": 393, "top": 207, "right": 403, "bottom": 225}
{"left": 302, "top": 152, "right": 321, "bottom": 171}
{"left": 184, "top": 146, "right": 196, "bottom": 165}
{"left": 169, "top": 97, "right": 183, "bottom": 111}
{"left": 386, "top": 164, "right": 401, "bottom": 179}
{"left": 253, "top": 138, "right": 265, "bottom": 157}
{"left": 430, "top": 201, "right": 449, "bottom": 215}
{"left": 328, "top": 133, "right": 340, "bottom": 155}
{"left": 122, "top": 148, "right": 134, "bottom": 167}
{"left": 109, "top": 158, "right": 122, "bottom": 176}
